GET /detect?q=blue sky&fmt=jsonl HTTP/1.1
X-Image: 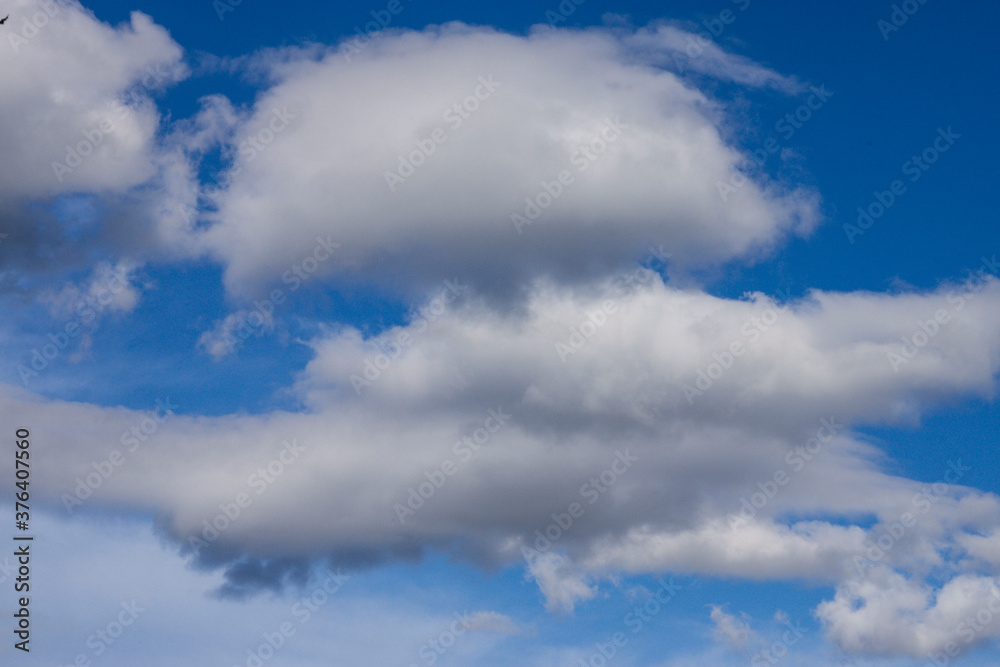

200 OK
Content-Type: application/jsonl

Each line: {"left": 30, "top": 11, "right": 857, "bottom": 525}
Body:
{"left": 1, "top": 0, "right": 999, "bottom": 665}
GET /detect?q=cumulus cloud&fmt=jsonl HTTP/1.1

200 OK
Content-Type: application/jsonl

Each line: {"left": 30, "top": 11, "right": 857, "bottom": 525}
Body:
{"left": 0, "top": 3, "right": 185, "bottom": 197}
{"left": 3, "top": 275, "right": 1000, "bottom": 649}
{"left": 0, "top": 1, "right": 188, "bottom": 287}
{"left": 817, "top": 568, "right": 1000, "bottom": 658}
{"left": 1, "top": 9, "right": 997, "bottom": 662}
{"left": 187, "top": 22, "right": 820, "bottom": 301}
{"left": 709, "top": 605, "right": 755, "bottom": 652}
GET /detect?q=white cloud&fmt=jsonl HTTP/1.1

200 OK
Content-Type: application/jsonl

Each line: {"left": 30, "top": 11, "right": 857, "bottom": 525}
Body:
{"left": 623, "top": 22, "right": 806, "bottom": 93}
{"left": 958, "top": 529, "right": 1000, "bottom": 570}
{"left": 0, "top": 3, "right": 185, "bottom": 198}
{"left": 0, "top": 2, "right": 188, "bottom": 284}
{"left": 3, "top": 276, "right": 1000, "bottom": 658}
{"left": 709, "top": 605, "right": 755, "bottom": 652}
{"left": 0, "top": 10, "right": 997, "bottom": 661}
{"left": 582, "top": 520, "right": 868, "bottom": 582}
{"left": 524, "top": 552, "right": 595, "bottom": 613}
{"left": 41, "top": 259, "right": 144, "bottom": 319}
{"left": 197, "top": 307, "right": 276, "bottom": 359}
{"left": 817, "top": 568, "right": 1000, "bottom": 659}
{"left": 187, "top": 22, "right": 820, "bottom": 299}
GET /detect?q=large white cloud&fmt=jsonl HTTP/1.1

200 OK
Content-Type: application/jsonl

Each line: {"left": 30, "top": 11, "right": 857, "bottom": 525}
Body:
{"left": 190, "top": 22, "right": 820, "bottom": 300}
{"left": 4, "top": 274, "right": 1000, "bottom": 658}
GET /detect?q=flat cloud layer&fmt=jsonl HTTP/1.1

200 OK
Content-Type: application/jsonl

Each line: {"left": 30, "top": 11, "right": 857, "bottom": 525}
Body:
{"left": 192, "top": 22, "right": 820, "bottom": 300}
{"left": 5, "top": 275, "right": 1000, "bottom": 657}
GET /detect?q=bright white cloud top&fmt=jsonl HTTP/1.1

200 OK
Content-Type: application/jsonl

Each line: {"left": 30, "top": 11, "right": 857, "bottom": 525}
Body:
{"left": 188, "top": 23, "right": 820, "bottom": 298}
